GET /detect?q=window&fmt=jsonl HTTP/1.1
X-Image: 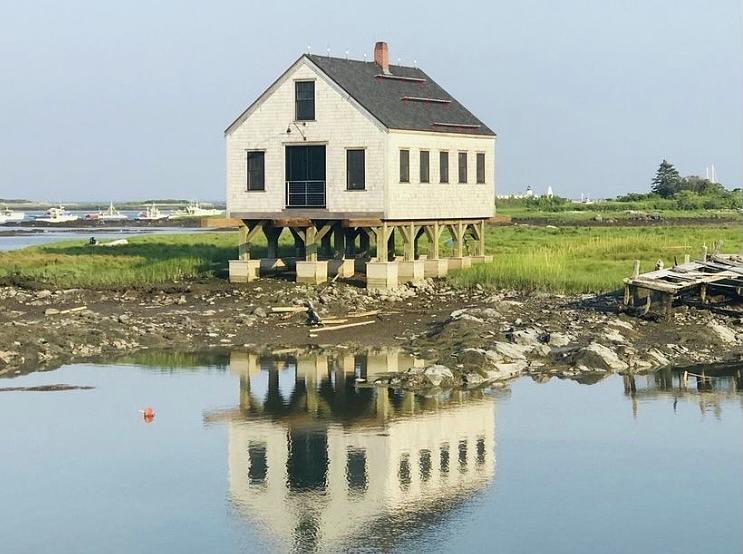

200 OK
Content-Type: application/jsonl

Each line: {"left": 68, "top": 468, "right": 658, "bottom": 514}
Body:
{"left": 458, "top": 440, "right": 468, "bottom": 472}
{"left": 419, "top": 449, "right": 432, "bottom": 482}
{"left": 399, "top": 149, "right": 410, "bottom": 183}
{"left": 419, "top": 150, "right": 430, "bottom": 183}
{"left": 439, "top": 151, "right": 449, "bottom": 183}
{"left": 346, "top": 149, "right": 365, "bottom": 190}
{"left": 398, "top": 453, "right": 411, "bottom": 489}
{"left": 476, "top": 153, "right": 486, "bottom": 184}
{"left": 346, "top": 448, "right": 367, "bottom": 491}
{"left": 458, "top": 152, "right": 468, "bottom": 183}
{"left": 247, "top": 151, "right": 265, "bottom": 191}
{"left": 248, "top": 441, "right": 267, "bottom": 485}
{"left": 440, "top": 444, "right": 450, "bottom": 474}
{"left": 295, "top": 81, "right": 315, "bottom": 121}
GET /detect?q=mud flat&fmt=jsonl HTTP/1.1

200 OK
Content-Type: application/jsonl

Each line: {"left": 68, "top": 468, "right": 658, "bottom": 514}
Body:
{"left": 0, "top": 280, "right": 741, "bottom": 385}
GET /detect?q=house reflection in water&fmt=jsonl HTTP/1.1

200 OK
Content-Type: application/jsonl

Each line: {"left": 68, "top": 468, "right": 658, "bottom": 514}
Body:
{"left": 205, "top": 349, "right": 497, "bottom": 551}
{"left": 623, "top": 366, "right": 743, "bottom": 419}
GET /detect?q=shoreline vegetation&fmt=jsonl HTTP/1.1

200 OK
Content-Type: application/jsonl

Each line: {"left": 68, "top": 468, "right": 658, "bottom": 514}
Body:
{"left": 0, "top": 220, "right": 739, "bottom": 293}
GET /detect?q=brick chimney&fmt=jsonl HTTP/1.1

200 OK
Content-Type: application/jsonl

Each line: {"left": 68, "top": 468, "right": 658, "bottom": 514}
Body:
{"left": 374, "top": 41, "right": 389, "bottom": 74}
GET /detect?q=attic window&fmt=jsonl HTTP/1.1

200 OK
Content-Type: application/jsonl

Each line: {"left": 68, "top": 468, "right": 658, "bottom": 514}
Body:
{"left": 401, "top": 96, "right": 451, "bottom": 104}
{"left": 295, "top": 81, "right": 315, "bottom": 121}
{"left": 431, "top": 122, "right": 481, "bottom": 130}
{"left": 375, "top": 74, "right": 426, "bottom": 83}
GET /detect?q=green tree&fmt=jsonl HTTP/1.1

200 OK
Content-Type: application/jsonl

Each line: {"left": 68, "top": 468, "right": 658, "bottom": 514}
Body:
{"left": 651, "top": 159, "right": 681, "bottom": 198}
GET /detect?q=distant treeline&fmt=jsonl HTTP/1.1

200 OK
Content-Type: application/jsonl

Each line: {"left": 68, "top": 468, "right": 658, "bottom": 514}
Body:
{"left": 500, "top": 159, "right": 742, "bottom": 212}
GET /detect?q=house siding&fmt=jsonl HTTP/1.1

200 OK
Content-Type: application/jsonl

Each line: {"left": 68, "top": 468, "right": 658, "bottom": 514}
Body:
{"left": 385, "top": 131, "right": 495, "bottom": 220}
{"left": 226, "top": 58, "right": 496, "bottom": 221}
{"left": 226, "top": 60, "right": 387, "bottom": 217}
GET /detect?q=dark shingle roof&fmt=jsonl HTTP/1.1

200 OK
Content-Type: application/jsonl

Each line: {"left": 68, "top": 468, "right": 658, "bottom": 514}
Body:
{"left": 306, "top": 54, "right": 495, "bottom": 137}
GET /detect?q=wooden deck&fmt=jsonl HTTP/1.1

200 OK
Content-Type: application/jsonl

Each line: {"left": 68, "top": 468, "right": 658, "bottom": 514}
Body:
{"left": 623, "top": 253, "right": 743, "bottom": 317}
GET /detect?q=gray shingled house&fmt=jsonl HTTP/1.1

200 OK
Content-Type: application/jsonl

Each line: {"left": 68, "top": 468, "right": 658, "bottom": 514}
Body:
{"left": 225, "top": 41, "right": 496, "bottom": 288}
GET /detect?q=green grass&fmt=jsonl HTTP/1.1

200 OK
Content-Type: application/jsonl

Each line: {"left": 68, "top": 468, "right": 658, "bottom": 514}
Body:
{"left": 448, "top": 225, "right": 741, "bottom": 293}
{"left": 1, "top": 225, "right": 739, "bottom": 293}
{"left": 0, "top": 233, "right": 240, "bottom": 288}
{"left": 496, "top": 204, "right": 743, "bottom": 222}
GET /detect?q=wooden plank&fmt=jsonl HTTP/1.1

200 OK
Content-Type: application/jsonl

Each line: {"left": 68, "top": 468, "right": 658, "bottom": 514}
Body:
{"left": 341, "top": 219, "right": 383, "bottom": 228}
{"left": 313, "top": 320, "right": 376, "bottom": 332}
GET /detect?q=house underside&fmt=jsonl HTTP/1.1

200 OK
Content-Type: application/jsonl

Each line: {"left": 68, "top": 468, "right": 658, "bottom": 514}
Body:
{"left": 228, "top": 215, "right": 492, "bottom": 288}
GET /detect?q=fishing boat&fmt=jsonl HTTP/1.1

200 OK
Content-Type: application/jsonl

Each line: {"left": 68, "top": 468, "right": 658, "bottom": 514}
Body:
{"left": 85, "top": 202, "right": 128, "bottom": 222}
{"left": 0, "top": 206, "right": 26, "bottom": 224}
{"left": 35, "top": 206, "right": 79, "bottom": 223}
{"left": 135, "top": 204, "right": 168, "bottom": 221}
{"left": 168, "top": 202, "right": 224, "bottom": 220}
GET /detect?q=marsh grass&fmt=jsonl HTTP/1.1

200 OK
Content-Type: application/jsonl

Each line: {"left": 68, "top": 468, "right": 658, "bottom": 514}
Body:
{"left": 0, "top": 233, "right": 241, "bottom": 288}
{"left": 1, "top": 225, "right": 739, "bottom": 293}
{"left": 448, "top": 225, "right": 742, "bottom": 293}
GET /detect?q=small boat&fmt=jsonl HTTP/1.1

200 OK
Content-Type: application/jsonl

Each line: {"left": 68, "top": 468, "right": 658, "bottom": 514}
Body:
{"left": 0, "top": 206, "right": 26, "bottom": 224}
{"left": 135, "top": 204, "right": 168, "bottom": 221}
{"left": 35, "top": 206, "right": 79, "bottom": 223}
{"left": 168, "top": 202, "right": 224, "bottom": 220}
{"left": 85, "top": 202, "right": 128, "bottom": 222}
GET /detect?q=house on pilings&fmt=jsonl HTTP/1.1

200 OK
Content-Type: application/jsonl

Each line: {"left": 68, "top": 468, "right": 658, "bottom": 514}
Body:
{"left": 225, "top": 41, "right": 495, "bottom": 288}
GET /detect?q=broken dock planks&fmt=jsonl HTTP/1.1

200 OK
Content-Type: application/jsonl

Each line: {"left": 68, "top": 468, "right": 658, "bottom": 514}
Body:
{"left": 623, "top": 254, "right": 743, "bottom": 318}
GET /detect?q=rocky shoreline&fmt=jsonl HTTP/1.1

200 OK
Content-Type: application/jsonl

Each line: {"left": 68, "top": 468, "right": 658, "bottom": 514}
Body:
{"left": 1, "top": 279, "right": 741, "bottom": 386}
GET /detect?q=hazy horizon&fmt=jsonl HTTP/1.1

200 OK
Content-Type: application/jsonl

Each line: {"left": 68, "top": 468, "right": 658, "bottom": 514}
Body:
{"left": 1, "top": 0, "right": 741, "bottom": 202}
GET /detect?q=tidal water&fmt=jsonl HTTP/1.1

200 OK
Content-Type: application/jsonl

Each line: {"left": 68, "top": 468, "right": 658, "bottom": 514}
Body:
{"left": 0, "top": 225, "right": 207, "bottom": 251}
{"left": 1, "top": 350, "right": 741, "bottom": 553}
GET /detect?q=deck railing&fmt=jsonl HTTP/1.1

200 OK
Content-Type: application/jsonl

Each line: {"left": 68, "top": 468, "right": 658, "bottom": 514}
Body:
{"left": 286, "top": 181, "right": 326, "bottom": 208}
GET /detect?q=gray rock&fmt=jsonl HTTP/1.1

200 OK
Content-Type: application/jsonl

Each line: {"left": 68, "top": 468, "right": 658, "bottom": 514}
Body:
{"left": 489, "top": 341, "right": 528, "bottom": 361}
{"left": 423, "top": 364, "right": 454, "bottom": 387}
{"left": 252, "top": 307, "right": 268, "bottom": 318}
{"left": 509, "top": 328, "right": 543, "bottom": 346}
{"left": 548, "top": 333, "right": 572, "bottom": 347}
{"left": 708, "top": 322, "right": 737, "bottom": 345}
{"left": 575, "top": 343, "right": 629, "bottom": 371}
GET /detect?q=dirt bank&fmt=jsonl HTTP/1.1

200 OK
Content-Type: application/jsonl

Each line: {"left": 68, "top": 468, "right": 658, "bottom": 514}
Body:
{"left": 0, "top": 280, "right": 741, "bottom": 384}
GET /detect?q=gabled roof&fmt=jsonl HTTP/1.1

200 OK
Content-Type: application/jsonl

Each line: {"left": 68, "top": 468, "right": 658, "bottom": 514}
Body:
{"left": 306, "top": 54, "right": 495, "bottom": 136}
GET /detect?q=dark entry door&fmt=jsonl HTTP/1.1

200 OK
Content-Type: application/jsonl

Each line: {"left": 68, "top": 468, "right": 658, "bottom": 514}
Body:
{"left": 285, "top": 145, "right": 326, "bottom": 208}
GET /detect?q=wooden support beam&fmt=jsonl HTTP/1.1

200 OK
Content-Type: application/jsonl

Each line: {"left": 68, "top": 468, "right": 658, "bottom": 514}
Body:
{"left": 447, "top": 222, "right": 465, "bottom": 258}
{"left": 238, "top": 220, "right": 267, "bottom": 261}
{"left": 304, "top": 223, "right": 333, "bottom": 262}
{"left": 399, "top": 222, "right": 417, "bottom": 261}
{"left": 333, "top": 224, "right": 346, "bottom": 259}
{"left": 358, "top": 228, "right": 370, "bottom": 257}
{"left": 263, "top": 225, "right": 282, "bottom": 259}
{"left": 423, "top": 223, "right": 443, "bottom": 259}
{"left": 290, "top": 228, "right": 306, "bottom": 259}
{"left": 414, "top": 226, "right": 426, "bottom": 260}
{"left": 387, "top": 227, "right": 396, "bottom": 261}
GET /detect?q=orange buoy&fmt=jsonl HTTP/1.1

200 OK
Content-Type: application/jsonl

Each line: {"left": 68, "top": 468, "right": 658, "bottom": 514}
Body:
{"left": 140, "top": 407, "right": 155, "bottom": 422}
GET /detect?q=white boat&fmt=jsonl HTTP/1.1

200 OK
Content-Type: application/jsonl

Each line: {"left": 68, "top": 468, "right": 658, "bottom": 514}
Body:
{"left": 168, "top": 202, "right": 224, "bottom": 220}
{"left": 135, "top": 204, "right": 168, "bottom": 221}
{"left": 0, "top": 206, "right": 26, "bottom": 224}
{"left": 35, "top": 206, "right": 79, "bottom": 223}
{"left": 85, "top": 202, "right": 128, "bottom": 222}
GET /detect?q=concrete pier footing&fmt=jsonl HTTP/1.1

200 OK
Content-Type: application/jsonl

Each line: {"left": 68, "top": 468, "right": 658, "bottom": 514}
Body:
{"left": 366, "top": 261, "right": 398, "bottom": 290}
{"left": 296, "top": 261, "right": 328, "bottom": 284}
{"left": 229, "top": 260, "right": 261, "bottom": 283}
{"left": 327, "top": 259, "right": 355, "bottom": 278}
{"left": 448, "top": 257, "right": 472, "bottom": 270}
{"left": 424, "top": 258, "right": 449, "bottom": 278}
{"left": 470, "top": 255, "right": 494, "bottom": 265}
{"left": 397, "top": 260, "right": 425, "bottom": 283}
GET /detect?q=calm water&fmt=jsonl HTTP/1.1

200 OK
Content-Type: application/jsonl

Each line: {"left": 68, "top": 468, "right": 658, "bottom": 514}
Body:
{"left": 0, "top": 225, "right": 207, "bottom": 251}
{"left": 1, "top": 350, "right": 741, "bottom": 553}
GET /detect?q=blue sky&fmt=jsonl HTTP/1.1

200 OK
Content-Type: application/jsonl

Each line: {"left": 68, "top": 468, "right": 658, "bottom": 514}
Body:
{"left": 1, "top": 0, "right": 740, "bottom": 201}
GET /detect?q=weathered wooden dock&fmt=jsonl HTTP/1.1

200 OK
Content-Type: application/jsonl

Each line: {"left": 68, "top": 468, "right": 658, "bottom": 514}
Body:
{"left": 623, "top": 249, "right": 743, "bottom": 317}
